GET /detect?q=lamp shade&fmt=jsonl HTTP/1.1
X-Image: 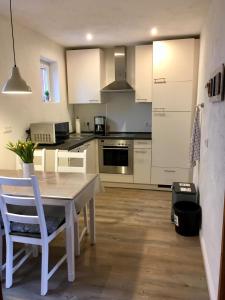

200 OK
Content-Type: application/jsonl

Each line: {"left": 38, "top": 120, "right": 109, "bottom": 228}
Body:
{"left": 2, "top": 66, "right": 32, "bottom": 94}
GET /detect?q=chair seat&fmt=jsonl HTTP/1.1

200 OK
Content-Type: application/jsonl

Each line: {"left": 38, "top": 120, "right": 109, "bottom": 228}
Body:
{"left": 7, "top": 205, "right": 65, "bottom": 237}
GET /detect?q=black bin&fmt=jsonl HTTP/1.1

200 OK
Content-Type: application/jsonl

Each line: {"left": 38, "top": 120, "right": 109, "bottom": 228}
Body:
{"left": 171, "top": 182, "right": 197, "bottom": 222}
{"left": 173, "top": 201, "right": 201, "bottom": 236}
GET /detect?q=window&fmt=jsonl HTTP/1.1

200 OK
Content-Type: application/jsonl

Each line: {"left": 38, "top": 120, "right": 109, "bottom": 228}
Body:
{"left": 40, "top": 57, "right": 60, "bottom": 103}
{"left": 40, "top": 61, "right": 51, "bottom": 102}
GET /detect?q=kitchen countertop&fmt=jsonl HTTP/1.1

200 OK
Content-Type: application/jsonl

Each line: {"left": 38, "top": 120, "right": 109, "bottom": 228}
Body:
{"left": 38, "top": 132, "right": 152, "bottom": 151}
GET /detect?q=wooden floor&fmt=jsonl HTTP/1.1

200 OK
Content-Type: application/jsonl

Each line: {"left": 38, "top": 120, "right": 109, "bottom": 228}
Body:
{"left": 3, "top": 188, "right": 209, "bottom": 300}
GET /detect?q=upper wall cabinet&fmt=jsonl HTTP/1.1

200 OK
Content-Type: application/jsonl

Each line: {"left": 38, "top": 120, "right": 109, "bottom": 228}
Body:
{"left": 153, "top": 39, "right": 196, "bottom": 82}
{"left": 66, "top": 49, "right": 105, "bottom": 104}
{"left": 135, "top": 45, "right": 153, "bottom": 103}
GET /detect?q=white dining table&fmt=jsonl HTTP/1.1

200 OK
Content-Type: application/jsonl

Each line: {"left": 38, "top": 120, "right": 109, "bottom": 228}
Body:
{"left": 0, "top": 170, "right": 100, "bottom": 282}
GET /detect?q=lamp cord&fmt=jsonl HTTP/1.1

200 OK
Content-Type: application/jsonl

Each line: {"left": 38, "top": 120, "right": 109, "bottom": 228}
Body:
{"left": 10, "top": 0, "right": 16, "bottom": 67}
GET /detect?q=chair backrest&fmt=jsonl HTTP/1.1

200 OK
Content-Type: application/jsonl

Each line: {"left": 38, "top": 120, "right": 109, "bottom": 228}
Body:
{"left": 55, "top": 149, "right": 87, "bottom": 173}
{"left": 0, "top": 176, "right": 47, "bottom": 239}
{"left": 16, "top": 149, "right": 46, "bottom": 172}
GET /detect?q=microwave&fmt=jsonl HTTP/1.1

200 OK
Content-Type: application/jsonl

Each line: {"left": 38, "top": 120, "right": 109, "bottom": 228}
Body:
{"left": 30, "top": 122, "right": 69, "bottom": 144}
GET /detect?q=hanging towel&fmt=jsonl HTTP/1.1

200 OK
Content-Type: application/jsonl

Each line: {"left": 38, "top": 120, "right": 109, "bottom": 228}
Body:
{"left": 190, "top": 107, "right": 201, "bottom": 167}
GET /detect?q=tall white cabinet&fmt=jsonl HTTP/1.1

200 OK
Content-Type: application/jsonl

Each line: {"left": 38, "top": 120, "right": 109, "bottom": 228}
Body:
{"left": 151, "top": 38, "right": 199, "bottom": 185}
{"left": 66, "top": 49, "right": 105, "bottom": 104}
{"left": 135, "top": 45, "right": 153, "bottom": 103}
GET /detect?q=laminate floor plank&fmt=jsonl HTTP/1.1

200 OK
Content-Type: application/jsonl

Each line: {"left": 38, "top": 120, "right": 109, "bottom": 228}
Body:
{"left": 2, "top": 188, "right": 209, "bottom": 300}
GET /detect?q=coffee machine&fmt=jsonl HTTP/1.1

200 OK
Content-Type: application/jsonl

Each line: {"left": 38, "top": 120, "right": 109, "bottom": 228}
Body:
{"left": 94, "top": 116, "right": 106, "bottom": 135}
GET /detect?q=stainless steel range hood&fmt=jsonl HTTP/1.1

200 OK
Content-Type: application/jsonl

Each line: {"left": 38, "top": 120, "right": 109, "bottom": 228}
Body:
{"left": 101, "top": 47, "right": 134, "bottom": 93}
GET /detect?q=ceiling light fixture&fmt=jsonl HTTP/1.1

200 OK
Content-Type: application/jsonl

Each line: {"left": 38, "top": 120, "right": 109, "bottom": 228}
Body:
{"left": 150, "top": 27, "right": 158, "bottom": 36}
{"left": 2, "top": 0, "right": 32, "bottom": 94}
{"left": 86, "top": 33, "right": 93, "bottom": 41}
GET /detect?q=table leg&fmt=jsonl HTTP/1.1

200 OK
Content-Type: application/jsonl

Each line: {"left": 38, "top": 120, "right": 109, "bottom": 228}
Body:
{"left": 89, "top": 196, "right": 96, "bottom": 245}
{"left": 65, "top": 202, "right": 75, "bottom": 281}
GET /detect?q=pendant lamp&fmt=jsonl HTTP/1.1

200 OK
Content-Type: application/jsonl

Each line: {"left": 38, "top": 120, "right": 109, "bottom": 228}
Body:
{"left": 2, "top": 0, "right": 32, "bottom": 94}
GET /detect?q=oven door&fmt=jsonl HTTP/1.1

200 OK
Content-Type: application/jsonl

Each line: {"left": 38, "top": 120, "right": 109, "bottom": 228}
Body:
{"left": 99, "top": 145, "right": 133, "bottom": 175}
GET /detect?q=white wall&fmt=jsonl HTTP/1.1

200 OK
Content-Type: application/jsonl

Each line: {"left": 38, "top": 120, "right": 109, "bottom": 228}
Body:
{"left": 0, "top": 16, "right": 73, "bottom": 169}
{"left": 195, "top": 0, "right": 225, "bottom": 298}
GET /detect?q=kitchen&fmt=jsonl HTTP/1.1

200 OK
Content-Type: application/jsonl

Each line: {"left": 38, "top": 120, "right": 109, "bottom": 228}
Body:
{"left": 0, "top": 0, "right": 224, "bottom": 299}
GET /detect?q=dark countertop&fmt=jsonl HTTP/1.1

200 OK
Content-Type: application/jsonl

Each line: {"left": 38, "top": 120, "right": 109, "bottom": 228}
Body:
{"left": 38, "top": 132, "right": 152, "bottom": 151}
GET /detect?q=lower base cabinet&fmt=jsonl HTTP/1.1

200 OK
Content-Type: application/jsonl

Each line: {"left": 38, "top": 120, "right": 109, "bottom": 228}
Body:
{"left": 133, "top": 140, "right": 151, "bottom": 184}
{"left": 151, "top": 166, "right": 191, "bottom": 185}
{"left": 70, "top": 139, "right": 97, "bottom": 174}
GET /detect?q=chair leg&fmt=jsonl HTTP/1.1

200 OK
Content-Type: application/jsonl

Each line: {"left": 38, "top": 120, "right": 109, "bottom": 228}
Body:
{"left": 74, "top": 218, "right": 80, "bottom": 256}
{"left": 41, "top": 244, "right": 49, "bottom": 296}
{"left": 83, "top": 205, "right": 89, "bottom": 235}
{"left": 5, "top": 239, "right": 13, "bottom": 288}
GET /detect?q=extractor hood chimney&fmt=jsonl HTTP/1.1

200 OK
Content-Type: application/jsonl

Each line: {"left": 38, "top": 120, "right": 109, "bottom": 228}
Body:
{"left": 101, "top": 46, "right": 134, "bottom": 93}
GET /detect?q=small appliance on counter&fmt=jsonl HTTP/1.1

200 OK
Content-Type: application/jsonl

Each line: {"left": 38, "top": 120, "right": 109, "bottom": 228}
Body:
{"left": 30, "top": 122, "right": 69, "bottom": 144}
{"left": 94, "top": 116, "right": 106, "bottom": 135}
{"left": 75, "top": 117, "right": 81, "bottom": 134}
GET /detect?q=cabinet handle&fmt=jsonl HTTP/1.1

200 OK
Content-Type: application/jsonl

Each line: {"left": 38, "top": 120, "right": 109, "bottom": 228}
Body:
{"left": 153, "top": 107, "right": 165, "bottom": 111}
{"left": 135, "top": 150, "right": 147, "bottom": 153}
{"left": 154, "top": 112, "right": 166, "bottom": 116}
{"left": 136, "top": 98, "right": 148, "bottom": 102}
{"left": 135, "top": 143, "right": 150, "bottom": 146}
{"left": 154, "top": 78, "right": 166, "bottom": 84}
{"left": 88, "top": 100, "right": 98, "bottom": 103}
{"left": 164, "top": 169, "right": 176, "bottom": 173}
{"left": 136, "top": 141, "right": 148, "bottom": 144}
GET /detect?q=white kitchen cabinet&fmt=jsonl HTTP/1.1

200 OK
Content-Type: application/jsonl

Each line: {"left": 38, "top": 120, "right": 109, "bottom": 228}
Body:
{"left": 151, "top": 111, "right": 192, "bottom": 169}
{"left": 152, "top": 81, "right": 194, "bottom": 111}
{"left": 134, "top": 140, "right": 152, "bottom": 149}
{"left": 153, "top": 38, "right": 196, "bottom": 82}
{"left": 151, "top": 38, "right": 199, "bottom": 186}
{"left": 151, "top": 167, "right": 191, "bottom": 185}
{"left": 133, "top": 140, "right": 151, "bottom": 184}
{"left": 66, "top": 49, "right": 105, "bottom": 104}
{"left": 71, "top": 139, "right": 97, "bottom": 173}
{"left": 135, "top": 45, "right": 152, "bottom": 102}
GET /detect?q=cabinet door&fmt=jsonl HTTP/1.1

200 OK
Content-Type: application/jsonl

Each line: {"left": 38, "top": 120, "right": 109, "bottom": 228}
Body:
{"left": 153, "top": 81, "right": 194, "bottom": 111}
{"left": 70, "top": 140, "right": 97, "bottom": 173}
{"left": 153, "top": 39, "right": 195, "bottom": 82}
{"left": 85, "top": 140, "right": 97, "bottom": 174}
{"left": 135, "top": 45, "right": 152, "bottom": 102}
{"left": 151, "top": 166, "right": 191, "bottom": 185}
{"left": 66, "top": 49, "right": 102, "bottom": 104}
{"left": 152, "top": 111, "right": 192, "bottom": 169}
{"left": 134, "top": 148, "right": 151, "bottom": 184}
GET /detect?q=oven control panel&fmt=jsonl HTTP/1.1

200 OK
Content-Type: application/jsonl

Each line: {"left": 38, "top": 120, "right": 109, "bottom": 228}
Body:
{"left": 99, "top": 139, "right": 133, "bottom": 147}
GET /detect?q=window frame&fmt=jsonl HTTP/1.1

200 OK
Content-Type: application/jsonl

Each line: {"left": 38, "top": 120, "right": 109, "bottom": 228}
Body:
{"left": 40, "top": 60, "right": 51, "bottom": 102}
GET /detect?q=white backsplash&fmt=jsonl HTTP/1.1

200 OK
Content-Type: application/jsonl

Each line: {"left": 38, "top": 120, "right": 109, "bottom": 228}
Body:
{"left": 73, "top": 93, "right": 152, "bottom": 132}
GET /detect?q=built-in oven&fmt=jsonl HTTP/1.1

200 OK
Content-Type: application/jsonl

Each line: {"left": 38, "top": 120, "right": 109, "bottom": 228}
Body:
{"left": 98, "top": 139, "right": 133, "bottom": 175}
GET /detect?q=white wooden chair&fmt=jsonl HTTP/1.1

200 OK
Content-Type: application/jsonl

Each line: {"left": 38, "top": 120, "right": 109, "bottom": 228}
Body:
{"left": 16, "top": 149, "right": 46, "bottom": 171}
{"left": 0, "top": 175, "right": 68, "bottom": 296}
{"left": 55, "top": 149, "right": 88, "bottom": 256}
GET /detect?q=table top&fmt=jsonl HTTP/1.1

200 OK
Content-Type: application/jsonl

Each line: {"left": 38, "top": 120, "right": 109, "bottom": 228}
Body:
{"left": 0, "top": 170, "right": 98, "bottom": 201}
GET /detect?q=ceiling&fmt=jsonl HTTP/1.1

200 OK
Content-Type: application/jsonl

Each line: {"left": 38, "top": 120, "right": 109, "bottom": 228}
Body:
{"left": 0, "top": 0, "right": 211, "bottom": 47}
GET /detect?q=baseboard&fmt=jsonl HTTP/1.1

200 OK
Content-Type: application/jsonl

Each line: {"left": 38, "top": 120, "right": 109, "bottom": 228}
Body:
{"left": 102, "top": 181, "right": 171, "bottom": 191}
{"left": 200, "top": 232, "right": 217, "bottom": 300}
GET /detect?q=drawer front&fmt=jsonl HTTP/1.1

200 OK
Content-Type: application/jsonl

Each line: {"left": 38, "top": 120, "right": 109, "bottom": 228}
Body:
{"left": 134, "top": 149, "right": 151, "bottom": 184}
{"left": 151, "top": 167, "right": 191, "bottom": 185}
{"left": 134, "top": 140, "right": 152, "bottom": 149}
